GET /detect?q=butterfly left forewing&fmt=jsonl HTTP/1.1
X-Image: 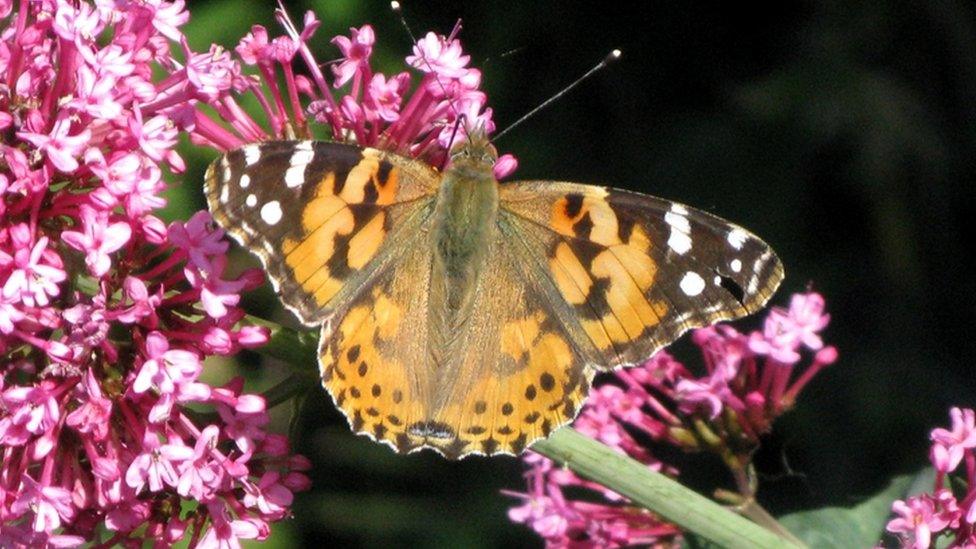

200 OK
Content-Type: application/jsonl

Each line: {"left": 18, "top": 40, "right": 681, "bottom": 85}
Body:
{"left": 205, "top": 141, "right": 439, "bottom": 326}
{"left": 498, "top": 180, "right": 784, "bottom": 369}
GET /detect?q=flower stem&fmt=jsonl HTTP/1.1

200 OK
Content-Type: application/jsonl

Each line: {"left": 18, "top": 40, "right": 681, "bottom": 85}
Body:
{"left": 246, "top": 315, "right": 320, "bottom": 371}
{"left": 532, "top": 428, "right": 804, "bottom": 549}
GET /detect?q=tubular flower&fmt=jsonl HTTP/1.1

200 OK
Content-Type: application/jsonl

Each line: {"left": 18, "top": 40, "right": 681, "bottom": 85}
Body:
{"left": 884, "top": 407, "right": 976, "bottom": 548}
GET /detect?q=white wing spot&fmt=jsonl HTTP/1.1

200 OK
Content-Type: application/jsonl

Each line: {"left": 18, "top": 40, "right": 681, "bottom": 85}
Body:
{"left": 219, "top": 183, "right": 229, "bottom": 204}
{"left": 261, "top": 200, "right": 283, "bottom": 225}
{"left": 285, "top": 142, "right": 315, "bottom": 188}
{"left": 221, "top": 157, "right": 231, "bottom": 182}
{"left": 239, "top": 174, "right": 250, "bottom": 189}
{"left": 671, "top": 203, "right": 689, "bottom": 215}
{"left": 245, "top": 194, "right": 257, "bottom": 207}
{"left": 727, "top": 228, "right": 747, "bottom": 250}
{"left": 243, "top": 145, "right": 261, "bottom": 166}
{"left": 680, "top": 271, "right": 706, "bottom": 296}
{"left": 714, "top": 275, "right": 722, "bottom": 286}
{"left": 730, "top": 259, "right": 742, "bottom": 272}
{"left": 665, "top": 211, "right": 692, "bottom": 255}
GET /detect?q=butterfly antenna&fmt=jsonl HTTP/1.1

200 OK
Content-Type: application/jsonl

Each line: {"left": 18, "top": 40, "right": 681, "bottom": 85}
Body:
{"left": 391, "top": 2, "right": 469, "bottom": 142}
{"left": 493, "top": 49, "right": 622, "bottom": 142}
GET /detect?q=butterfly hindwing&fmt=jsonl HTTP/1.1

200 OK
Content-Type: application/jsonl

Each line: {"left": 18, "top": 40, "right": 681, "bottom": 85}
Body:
{"left": 498, "top": 181, "right": 784, "bottom": 369}
{"left": 205, "top": 141, "right": 439, "bottom": 325}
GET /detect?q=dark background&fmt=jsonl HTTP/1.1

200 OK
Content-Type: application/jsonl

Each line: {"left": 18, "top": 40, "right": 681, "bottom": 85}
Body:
{"left": 176, "top": 1, "right": 976, "bottom": 546}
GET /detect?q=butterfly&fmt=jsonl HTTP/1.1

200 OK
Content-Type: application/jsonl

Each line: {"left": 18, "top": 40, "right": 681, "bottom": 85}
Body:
{"left": 204, "top": 130, "right": 783, "bottom": 459}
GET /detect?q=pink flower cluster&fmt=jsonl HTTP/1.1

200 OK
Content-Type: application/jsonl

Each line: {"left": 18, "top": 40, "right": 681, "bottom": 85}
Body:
{"left": 507, "top": 292, "right": 838, "bottom": 547}
{"left": 886, "top": 408, "right": 976, "bottom": 548}
{"left": 192, "top": 10, "right": 516, "bottom": 176}
{"left": 0, "top": 0, "right": 329, "bottom": 546}
{"left": 0, "top": 0, "right": 512, "bottom": 544}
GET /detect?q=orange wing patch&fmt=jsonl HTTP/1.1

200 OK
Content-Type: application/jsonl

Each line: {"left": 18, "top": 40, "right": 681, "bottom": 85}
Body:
{"left": 547, "top": 193, "right": 670, "bottom": 353}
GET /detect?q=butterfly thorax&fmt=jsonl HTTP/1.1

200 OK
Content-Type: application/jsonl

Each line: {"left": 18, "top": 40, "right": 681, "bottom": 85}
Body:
{"left": 428, "top": 141, "right": 499, "bottom": 365}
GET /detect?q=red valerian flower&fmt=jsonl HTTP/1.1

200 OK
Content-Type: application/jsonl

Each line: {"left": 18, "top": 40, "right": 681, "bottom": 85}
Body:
{"left": 0, "top": 0, "right": 515, "bottom": 544}
{"left": 884, "top": 407, "right": 976, "bottom": 548}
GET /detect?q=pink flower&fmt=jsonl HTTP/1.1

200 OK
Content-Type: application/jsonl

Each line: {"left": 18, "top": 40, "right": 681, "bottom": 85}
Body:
{"left": 10, "top": 477, "right": 75, "bottom": 534}
{"left": 243, "top": 472, "right": 295, "bottom": 516}
{"left": 365, "top": 71, "right": 411, "bottom": 122}
{"left": 887, "top": 493, "right": 956, "bottom": 549}
{"left": 197, "top": 502, "right": 267, "bottom": 548}
{"left": 132, "top": 332, "right": 203, "bottom": 397}
{"left": 407, "top": 31, "right": 471, "bottom": 78}
{"left": 3, "top": 236, "right": 67, "bottom": 308}
{"left": 0, "top": 293, "right": 24, "bottom": 334}
{"left": 185, "top": 257, "right": 248, "bottom": 319}
{"left": 331, "top": 25, "right": 375, "bottom": 87}
{"left": 168, "top": 211, "right": 230, "bottom": 270}
{"left": 61, "top": 206, "right": 132, "bottom": 277}
{"left": 17, "top": 117, "right": 91, "bottom": 173}
{"left": 65, "top": 370, "right": 113, "bottom": 441}
{"left": 184, "top": 42, "right": 240, "bottom": 101}
{"left": 145, "top": 0, "right": 190, "bottom": 41}
{"left": 0, "top": 380, "right": 61, "bottom": 443}
{"left": 236, "top": 25, "right": 271, "bottom": 65}
{"left": 0, "top": 0, "right": 500, "bottom": 542}
{"left": 175, "top": 425, "right": 222, "bottom": 499}
{"left": 125, "top": 430, "right": 194, "bottom": 494}
{"left": 930, "top": 407, "right": 976, "bottom": 472}
{"left": 885, "top": 408, "right": 976, "bottom": 546}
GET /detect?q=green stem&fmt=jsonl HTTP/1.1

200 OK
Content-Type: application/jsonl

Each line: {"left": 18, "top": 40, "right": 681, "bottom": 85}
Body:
{"left": 247, "top": 316, "right": 803, "bottom": 548}
{"left": 532, "top": 428, "right": 804, "bottom": 549}
{"left": 246, "top": 314, "right": 319, "bottom": 371}
{"left": 263, "top": 372, "right": 318, "bottom": 408}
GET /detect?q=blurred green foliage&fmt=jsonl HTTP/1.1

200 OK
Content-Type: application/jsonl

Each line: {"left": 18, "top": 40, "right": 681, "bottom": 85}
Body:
{"left": 177, "top": 1, "right": 976, "bottom": 546}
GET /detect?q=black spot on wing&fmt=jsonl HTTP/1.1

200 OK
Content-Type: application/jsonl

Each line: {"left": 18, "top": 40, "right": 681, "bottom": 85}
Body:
{"left": 376, "top": 160, "right": 394, "bottom": 187}
{"left": 481, "top": 437, "right": 500, "bottom": 454}
{"left": 564, "top": 192, "right": 584, "bottom": 218}
{"left": 540, "top": 373, "right": 555, "bottom": 392}
{"left": 572, "top": 213, "right": 594, "bottom": 239}
{"left": 510, "top": 433, "right": 528, "bottom": 454}
{"left": 716, "top": 273, "right": 746, "bottom": 305}
{"left": 362, "top": 179, "right": 379, "bottom": 203}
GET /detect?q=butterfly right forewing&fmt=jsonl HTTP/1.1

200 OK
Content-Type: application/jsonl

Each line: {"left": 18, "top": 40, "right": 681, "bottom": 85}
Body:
{"left": 498, "top": 180, "right": 784, "bottom": 370}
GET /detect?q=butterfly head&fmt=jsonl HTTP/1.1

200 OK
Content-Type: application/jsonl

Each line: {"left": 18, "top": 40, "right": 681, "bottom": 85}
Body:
{"left": 449, "top": 126, "right": 498, "bottom": 171}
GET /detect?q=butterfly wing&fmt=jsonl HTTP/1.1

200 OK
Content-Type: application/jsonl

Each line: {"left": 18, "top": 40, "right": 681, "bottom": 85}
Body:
{"left": 207, "top": 141, "right": 445, "bottom": 454}
{"left": 205, "top": 141, "right": 439, "bottom": 325}
{"left": 497, "top": 181, "right": 784, "bottom": 369}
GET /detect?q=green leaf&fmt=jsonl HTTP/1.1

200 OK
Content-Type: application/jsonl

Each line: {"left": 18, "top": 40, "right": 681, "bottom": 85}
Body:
{"left": 779, "top": 470, "right": 931, "bottom": 547}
